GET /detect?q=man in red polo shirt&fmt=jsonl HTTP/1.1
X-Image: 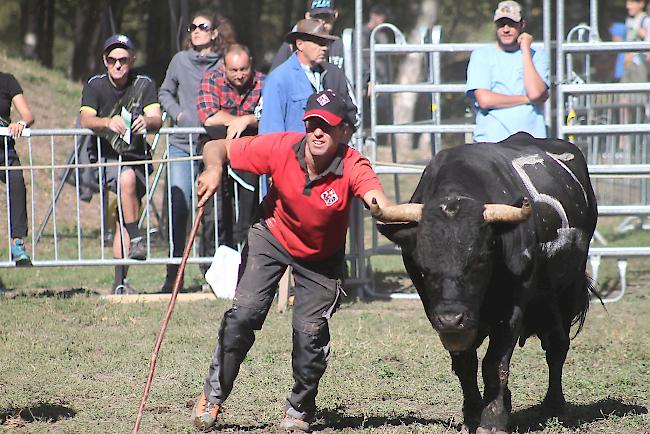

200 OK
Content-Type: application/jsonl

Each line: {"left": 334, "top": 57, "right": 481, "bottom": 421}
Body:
{"left": 191, "top": 89, "right": 392, "bottom": 432}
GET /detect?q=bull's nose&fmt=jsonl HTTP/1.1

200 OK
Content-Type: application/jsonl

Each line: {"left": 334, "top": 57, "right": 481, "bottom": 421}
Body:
{"left": 435, "top": 312, "right": 464, "bottom": 330}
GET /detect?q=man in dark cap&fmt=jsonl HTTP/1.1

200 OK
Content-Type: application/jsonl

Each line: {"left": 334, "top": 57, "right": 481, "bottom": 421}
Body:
{"left": 191, "top": 89, "right": 391, "bottom": 432}
{"left": 270, "top": 0, "right": 344, "bottom": 71}
{"left": 259, "top": 18, "right": 357, "bottom": 135}
{"left": 80, "top": 34, "right": 163, "bottom": 294}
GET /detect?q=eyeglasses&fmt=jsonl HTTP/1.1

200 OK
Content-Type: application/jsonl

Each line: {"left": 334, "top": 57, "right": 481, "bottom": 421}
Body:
{"left": 106, "top": 56, "right": 130, "bottom": 66}
{"left": 188, "top": 23, "right": 211, "bottom": 32}
{"left": 305, "top": 118, "right": 339, "bottom": 133}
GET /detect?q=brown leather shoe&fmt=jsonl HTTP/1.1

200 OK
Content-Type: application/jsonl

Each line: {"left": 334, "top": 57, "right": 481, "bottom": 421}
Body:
{"left": 279, "top": 413, "right": 311, "bottom": 432}
{"left": 191, "top": 392, "right": 221, "bottom": 431}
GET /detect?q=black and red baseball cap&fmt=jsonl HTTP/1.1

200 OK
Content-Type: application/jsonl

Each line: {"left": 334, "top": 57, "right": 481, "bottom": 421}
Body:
{"left": 303, "top": 89, "right": 347, "bottom": 126}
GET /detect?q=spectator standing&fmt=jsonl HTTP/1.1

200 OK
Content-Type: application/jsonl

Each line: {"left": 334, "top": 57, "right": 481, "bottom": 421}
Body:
{"left": 158, "top": 11, "right": 226, "bottom": 292}
{"left": 259, "top": 18, "right": 357, "bottom": 135}
{"left": 609, "top": 22, "right": 627, "bottom": 82}
{"left": 80, "top": 34, "right": 163, "bottom": 294}
{"left": 622, "top": 0, "right": 650, "bottom": 82}
{"left": 0, "top": 71, "right": 35, "bottom": 266}
{"left": 269, "top": 0, "right": 344, "bottom": 71}
{"left": 465, "top": 1, "right": 549, "bottom": 143}
{"left": 196, "top": 44, "right": 265, "bottom": 251}
{"left": 191, "top": 89, "right": 392, "bottom": 432}
{"left": 362, "top": 4, "right": 393, "bottom": 132}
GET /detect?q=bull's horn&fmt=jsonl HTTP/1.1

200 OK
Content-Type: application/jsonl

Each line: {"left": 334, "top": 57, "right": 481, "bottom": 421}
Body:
{"left": 370, "top": 198, "right": 423, "bottom": 222}
{"left": 483, "top": 198, "right": 532, "bottom": 223}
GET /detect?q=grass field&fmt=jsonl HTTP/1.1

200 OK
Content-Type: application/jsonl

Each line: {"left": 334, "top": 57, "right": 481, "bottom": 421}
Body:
{"left": 1, "top": 285, "right": 649, "bottom": 433}
{"left": 0, "top": 52, "right": 649, "bottom": 433}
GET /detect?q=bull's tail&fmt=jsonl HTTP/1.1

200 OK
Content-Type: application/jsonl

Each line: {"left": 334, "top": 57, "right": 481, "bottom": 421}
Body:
{"left": 570, "top": 274, "right": 600, "bottom": 338}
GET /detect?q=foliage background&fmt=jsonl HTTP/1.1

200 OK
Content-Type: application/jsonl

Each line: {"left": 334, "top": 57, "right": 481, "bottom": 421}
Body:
{"left": 0, "top": 0, "right": 634, "bottom": 84}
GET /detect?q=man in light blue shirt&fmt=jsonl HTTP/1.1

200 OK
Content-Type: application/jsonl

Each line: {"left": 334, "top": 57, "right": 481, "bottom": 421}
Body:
{"left": 465, "top": 1, "right": 550, "bottom": 143}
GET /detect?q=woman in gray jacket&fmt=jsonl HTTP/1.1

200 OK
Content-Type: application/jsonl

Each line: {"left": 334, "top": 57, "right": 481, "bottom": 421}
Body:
{"left": 158, "top": 11, "right": 234, "bottom": 291}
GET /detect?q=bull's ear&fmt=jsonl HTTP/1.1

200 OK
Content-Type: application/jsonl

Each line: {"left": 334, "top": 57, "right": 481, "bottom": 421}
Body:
{"left": 376, "top": 221, "right": 419, "bottom": 254}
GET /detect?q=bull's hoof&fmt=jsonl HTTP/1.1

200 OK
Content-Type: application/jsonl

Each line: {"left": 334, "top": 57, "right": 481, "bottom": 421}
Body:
{"left": 541, "top": 396, "right": 566, "bottom": 414}
{"left": 476, "top": 427, "right": 508, "bottom": 434}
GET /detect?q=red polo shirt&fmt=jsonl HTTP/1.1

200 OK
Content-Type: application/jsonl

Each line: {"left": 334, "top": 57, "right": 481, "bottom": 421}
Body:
{"left": 229, "top": 132, "right": 383, "bottom": 260}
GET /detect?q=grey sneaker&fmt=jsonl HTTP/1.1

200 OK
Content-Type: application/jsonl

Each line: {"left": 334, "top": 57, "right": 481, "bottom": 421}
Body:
{"left": 112, "top": 281, "right": 138, "bottom": 295}
{"left": 128, "top": 236, "right": 146, "bottom": 260}
{"left": 279, "top": 414, "right": 311, "bottom": 432}
{"left": 191, "top": 392, "right": 221, "bottom": 431}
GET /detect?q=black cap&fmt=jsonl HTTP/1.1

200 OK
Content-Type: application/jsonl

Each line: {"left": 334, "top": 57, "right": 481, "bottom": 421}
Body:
{"left": 307, "top": 0, "right": 335, "bottom": 15}
{"left": 303, "top": 89, "right": 347, "bottom": 126}
{"left": 103, "top": 34, "right": 134, "bottom": 54}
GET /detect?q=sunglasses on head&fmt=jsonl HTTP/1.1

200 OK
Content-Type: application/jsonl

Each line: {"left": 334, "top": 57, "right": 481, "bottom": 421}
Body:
{"left": 188, "top": 23, "right": 211, "bottom": 32}
{"left": 106, "top": 56, "right": 130, "bottom": 66}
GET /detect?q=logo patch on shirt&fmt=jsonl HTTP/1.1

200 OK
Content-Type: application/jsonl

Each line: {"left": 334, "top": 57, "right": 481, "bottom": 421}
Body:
{"left": 320, "top": 188, "right": 339, "bottom": 206}
{"left": 317, "top": 93, "right": 331, "bottom": 106}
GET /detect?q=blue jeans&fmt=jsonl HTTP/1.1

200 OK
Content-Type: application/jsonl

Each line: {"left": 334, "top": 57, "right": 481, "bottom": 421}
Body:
{"left": 167, "top": 144, "right": 199, "bottom": 257}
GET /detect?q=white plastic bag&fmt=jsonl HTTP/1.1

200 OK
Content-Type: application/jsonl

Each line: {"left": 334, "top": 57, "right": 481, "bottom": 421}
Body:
{"left": 205, "top": 245, "right": 241, "bottom": 299}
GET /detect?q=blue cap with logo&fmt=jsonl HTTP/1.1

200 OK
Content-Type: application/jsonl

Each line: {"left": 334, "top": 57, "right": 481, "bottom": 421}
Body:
{"left": 103, "top": 34, "right": 134, "bottom": 54}
{"left": 308, "top": 0, "right": 336, "bottom": 15}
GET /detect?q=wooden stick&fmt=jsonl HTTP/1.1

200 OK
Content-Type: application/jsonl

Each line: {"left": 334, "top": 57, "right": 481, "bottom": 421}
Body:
{"left": 132, "top": 206, "right": 205, "bottom": 433}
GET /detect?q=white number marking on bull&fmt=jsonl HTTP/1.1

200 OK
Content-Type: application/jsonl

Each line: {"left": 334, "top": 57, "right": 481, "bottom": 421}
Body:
{"left": 511, "top": 153, "right": 588, "bottom": 256}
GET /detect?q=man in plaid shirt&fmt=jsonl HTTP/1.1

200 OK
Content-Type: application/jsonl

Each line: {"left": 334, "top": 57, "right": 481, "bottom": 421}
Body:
{"left": 196, "top": 44, "right": 265, "bottom": 255}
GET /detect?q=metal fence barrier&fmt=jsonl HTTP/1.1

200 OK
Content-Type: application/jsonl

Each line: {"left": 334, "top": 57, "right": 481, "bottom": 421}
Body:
{"left": 0, "top": 127, "right": 233, "bottom": 268}
{"left": 358, "top": 13, "right": 650, "bottom": 302}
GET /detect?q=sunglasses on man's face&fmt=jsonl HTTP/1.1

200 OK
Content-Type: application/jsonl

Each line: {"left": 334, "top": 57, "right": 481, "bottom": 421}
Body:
{"left": 305, "top": 118, "right": 340, "bottom": 134}
{"left": 188, "top": 23, "right": 211, "bottom": 32}
{"left": 106, "top": 56, "right": 130, "bottom": 66}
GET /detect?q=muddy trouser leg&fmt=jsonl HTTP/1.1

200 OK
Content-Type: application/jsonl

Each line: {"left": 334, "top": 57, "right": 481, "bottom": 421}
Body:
{"left": 203, "top": 222, "right": 290, "bottom": 404}
{"left": 0, "top": 145, "right": 28, "bottom": 238}
{"left": 286, "top": 253, "right": 345, "bottom": 421}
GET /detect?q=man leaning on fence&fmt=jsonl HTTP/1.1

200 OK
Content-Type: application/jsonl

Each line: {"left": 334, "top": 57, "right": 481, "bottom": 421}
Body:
{"left": 465, "top": 1, "right": 550, "bottom": 143}
{"left": 196, "top": 43, "right": 265, "bottom": 255}
{"left": 79, "top": 34, "right": 163, "bottom": 294}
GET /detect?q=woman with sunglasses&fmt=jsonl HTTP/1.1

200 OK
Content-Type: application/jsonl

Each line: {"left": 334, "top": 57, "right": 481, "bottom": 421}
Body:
{"left": 158, "top": 11, "right": 236, "bottom": 292}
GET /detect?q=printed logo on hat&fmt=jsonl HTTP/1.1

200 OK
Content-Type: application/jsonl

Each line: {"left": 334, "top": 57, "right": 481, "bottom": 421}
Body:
{"left": 311, "top": 0, "right": 332, "bottom": 8}
{"left": 316, "top": 94, "right": 331, "bottom": 106}
{"left": 117, "top": 35, "right": 130, "bottom": 44}
{"left": 321, "top": 187, "right": 339, "bottom": 207}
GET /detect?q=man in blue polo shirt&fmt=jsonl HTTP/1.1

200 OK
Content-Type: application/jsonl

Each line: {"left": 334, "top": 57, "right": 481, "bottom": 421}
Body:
{"left": 465, "top": 1, "right": 550, "bottom": 143}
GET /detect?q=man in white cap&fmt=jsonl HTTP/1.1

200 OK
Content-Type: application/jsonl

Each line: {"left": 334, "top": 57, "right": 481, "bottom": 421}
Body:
{"left": 80, "top": 34, "right": 163, "bottom": 294}
{"left": 465, "top": 1, "right": 550, "bottom": 143}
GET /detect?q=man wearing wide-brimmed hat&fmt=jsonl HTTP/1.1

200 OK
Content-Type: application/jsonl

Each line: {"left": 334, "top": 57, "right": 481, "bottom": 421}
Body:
{"left": 270, "top": 0, "right": 345, "bottom": 71}
{"left": 259, "top": 17, "right": 357, "bottom": 135}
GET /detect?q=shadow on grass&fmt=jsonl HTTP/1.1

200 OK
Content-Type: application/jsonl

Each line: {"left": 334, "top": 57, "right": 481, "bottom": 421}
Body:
{"left": 1, "top": 287, "right": 98, "bottom": 299}
{"left": 0, "top": 403, "right": 76, "bottom": 426}
{"left": 510, "top": 398, "right": 648, "bottom": 432}
{"left": 313, "top": 406, "right": 457, "bottom": 431}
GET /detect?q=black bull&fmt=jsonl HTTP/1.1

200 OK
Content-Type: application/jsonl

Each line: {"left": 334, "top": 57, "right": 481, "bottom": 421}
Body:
{"left": 374, "top": 133, "right": 598, "bottom": 434}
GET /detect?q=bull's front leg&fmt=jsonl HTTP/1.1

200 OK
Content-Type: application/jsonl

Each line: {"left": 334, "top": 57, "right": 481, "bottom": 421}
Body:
{"left": 450, "top": 350, "right": 482, "bottom": 433}
{"left": 478, "top": 324, "right": 519, "bottom": 434}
